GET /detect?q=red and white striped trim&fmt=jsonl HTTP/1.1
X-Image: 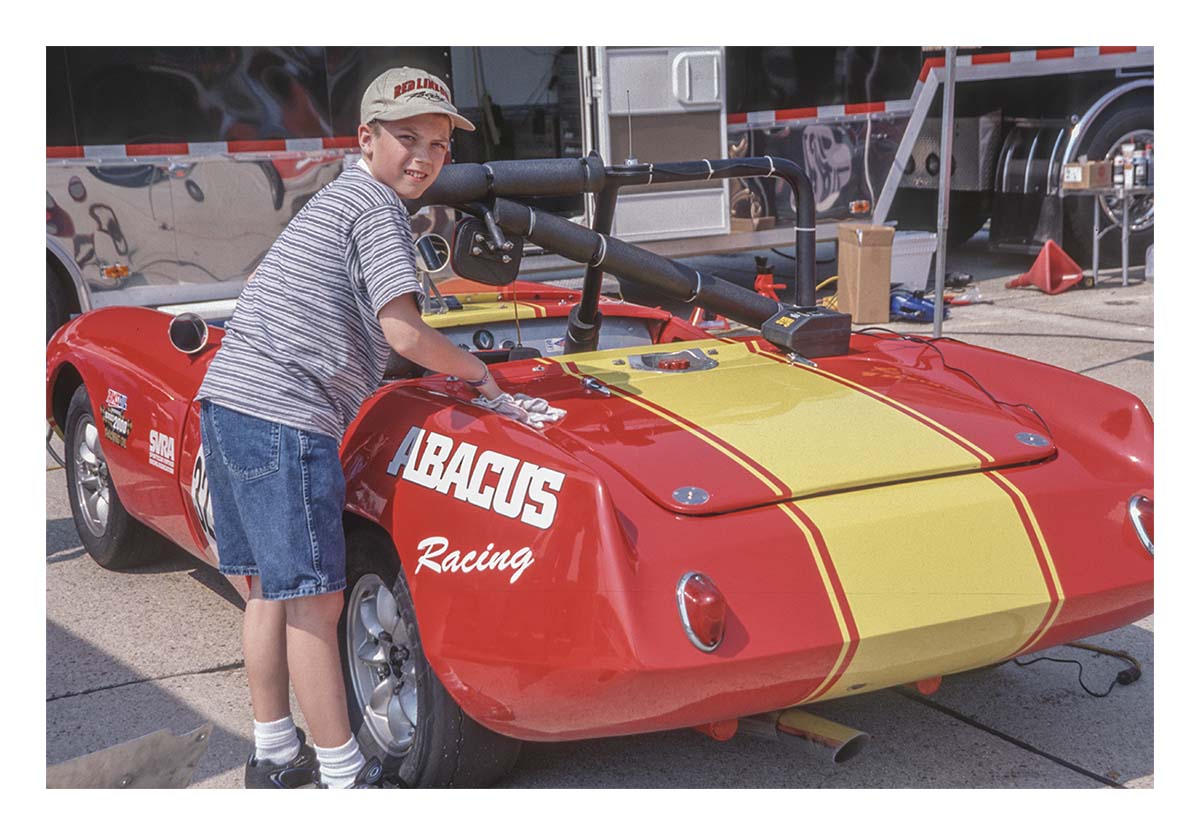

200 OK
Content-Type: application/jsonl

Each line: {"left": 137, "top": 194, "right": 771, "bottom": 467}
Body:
{"left": 912, "top": 45, "right": 1150, "bottom": 88}
{"left": 47, "top": 136, "right": 360, "bottom": 161}
{"left": 729, "top": 46, "right": 1153, "bottom": 131}
{"left": 728, "top": 98, "right": 912, "bottom": 127}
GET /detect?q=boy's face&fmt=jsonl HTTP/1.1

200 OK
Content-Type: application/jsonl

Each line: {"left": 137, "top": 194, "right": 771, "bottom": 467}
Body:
{"left": 359, "top": 113, "right": 452, "bottom": 199}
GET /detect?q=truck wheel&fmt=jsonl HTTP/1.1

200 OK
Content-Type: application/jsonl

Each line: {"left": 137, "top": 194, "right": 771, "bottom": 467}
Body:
{"left": 64, "top": 386, "right": 166, "bottom": 569}
{"left": 1063, "top": 103, "right": 1153, "bottom": 267}
{"left": 47, "top": 263, "right": 70, "bottom": 342}
{"left": 887, "top": 189, "right": 989, "bottom": 247}
{"left": 339, "top": 528, "right": 522, "bottom": 787}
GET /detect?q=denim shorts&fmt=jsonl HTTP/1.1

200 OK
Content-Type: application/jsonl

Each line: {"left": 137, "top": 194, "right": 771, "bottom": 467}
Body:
{"left": 199, "top": 400, "right": 347, "bottom": 601}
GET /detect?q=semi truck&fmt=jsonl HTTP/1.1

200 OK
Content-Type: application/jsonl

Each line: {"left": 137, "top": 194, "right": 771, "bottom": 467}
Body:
{"left": 46, "top": 46, "right": 1153, "bottom": 339}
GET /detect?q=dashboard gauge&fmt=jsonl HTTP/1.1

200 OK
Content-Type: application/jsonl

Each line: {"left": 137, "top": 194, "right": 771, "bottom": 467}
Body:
{"left": 473, "top": 329, "right": 495, "bottom": 350}
{"left": 500, "top": 339, "right": 516, "bottom": 350}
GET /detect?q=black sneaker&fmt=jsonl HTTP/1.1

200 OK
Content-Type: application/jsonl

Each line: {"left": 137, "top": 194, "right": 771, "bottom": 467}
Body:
{"left": 244, "top": 728, "right": 318, "bottom": 789}
{"left": 315, "top": 756, "right": 384, "bottom": 789}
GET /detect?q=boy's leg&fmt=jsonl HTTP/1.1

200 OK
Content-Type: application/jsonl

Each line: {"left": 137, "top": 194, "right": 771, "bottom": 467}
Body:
{"left": 244, "top": 576, "right": 290, "bottom": 722}
{"left": 286, "top": 592, "right": 378, "bottom": 788}
{"left": 284, "top": 591, "right": 353, "bottom": 748}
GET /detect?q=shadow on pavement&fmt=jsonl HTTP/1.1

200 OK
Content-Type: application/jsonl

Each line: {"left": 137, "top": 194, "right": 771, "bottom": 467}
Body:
{"left": 46, "top": 620, "right": 251, "bottom": 786}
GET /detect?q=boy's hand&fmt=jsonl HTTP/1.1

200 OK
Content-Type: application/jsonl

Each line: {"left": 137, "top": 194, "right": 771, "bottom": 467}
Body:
{"left": 471, "top": 392, "right": 567, "bottom": 429}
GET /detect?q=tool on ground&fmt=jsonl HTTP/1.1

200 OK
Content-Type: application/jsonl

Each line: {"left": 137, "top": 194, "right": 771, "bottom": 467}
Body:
{"left": 945, "top": 286, "right": 992, "bottom": 306}
{"left": 890, "top": 289, "right": 943, "bottom": 323}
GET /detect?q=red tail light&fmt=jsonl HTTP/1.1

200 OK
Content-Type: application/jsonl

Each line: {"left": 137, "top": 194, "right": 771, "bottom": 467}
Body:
{"left": 676, "top": 572, "right": 726, "bottom": 652}
{"left": 1129, "top": 495, "right": 1153, "bottom": 557}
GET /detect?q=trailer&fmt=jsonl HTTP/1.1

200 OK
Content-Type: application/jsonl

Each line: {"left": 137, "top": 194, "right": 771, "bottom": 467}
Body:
{"left": 46, "top": 46, "right": 1153, "bottom": 339}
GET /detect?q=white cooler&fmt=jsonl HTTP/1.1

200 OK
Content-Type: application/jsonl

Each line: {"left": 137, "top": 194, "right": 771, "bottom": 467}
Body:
{"left": 890, "top": 231, "right": 938, "bottom": 292}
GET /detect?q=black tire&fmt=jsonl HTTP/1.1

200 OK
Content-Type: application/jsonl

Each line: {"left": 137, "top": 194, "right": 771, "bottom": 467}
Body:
{"left": 887, "top": 189, "right": 989, "bottom": 247}
{"left": 64, "top": 386, "right": 166, "bottom": 569}
{"left": 339, "top": 526, "right": 522, "bottom": 787}
{"left": 47, "top": 262, "right": 70, "bottom": 342}
{"left": 1063, "top": 103, "right": 1153, "bottom": 267}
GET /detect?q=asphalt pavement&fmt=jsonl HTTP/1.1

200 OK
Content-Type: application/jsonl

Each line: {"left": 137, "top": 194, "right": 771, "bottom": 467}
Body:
{"left": 45, "top": 236, "right": 1153, "bottom": 788}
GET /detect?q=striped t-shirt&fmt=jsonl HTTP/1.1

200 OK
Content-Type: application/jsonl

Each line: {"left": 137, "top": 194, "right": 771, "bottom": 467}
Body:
{"left": 197, "top": 162, "right": 422, "bottom": 439}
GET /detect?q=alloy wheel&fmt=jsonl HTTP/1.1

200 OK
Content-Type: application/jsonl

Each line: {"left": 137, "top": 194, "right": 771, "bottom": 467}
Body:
{"left": 346, "top": 573, "right": 419, "bottom": 755}
{"left": 73, "top": 417, "right": 110, "bottom": 538}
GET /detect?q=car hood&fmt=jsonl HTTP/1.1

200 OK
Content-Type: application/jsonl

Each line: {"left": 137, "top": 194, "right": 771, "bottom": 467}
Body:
{"left": 531, "top": 338, "right": 1057, "bottom": 516}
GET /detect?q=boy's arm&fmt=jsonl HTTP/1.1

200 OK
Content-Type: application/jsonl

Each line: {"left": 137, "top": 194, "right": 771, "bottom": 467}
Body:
{"left": 378, "top": 293, "right": 503, "bottom": 399}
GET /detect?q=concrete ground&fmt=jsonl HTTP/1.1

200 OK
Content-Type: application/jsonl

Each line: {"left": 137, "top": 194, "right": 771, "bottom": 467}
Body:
{"left": 45, "top": 237, "right": 1153, "bottom": 788}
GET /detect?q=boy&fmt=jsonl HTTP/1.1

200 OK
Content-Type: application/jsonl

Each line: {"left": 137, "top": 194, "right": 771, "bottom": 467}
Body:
{"left": 196, "top": 67, "right": 562, "bottom": 788}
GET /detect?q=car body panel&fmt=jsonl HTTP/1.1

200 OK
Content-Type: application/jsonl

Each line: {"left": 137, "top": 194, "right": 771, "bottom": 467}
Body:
{"left": 47, "top": 292, "right": 1152, "bottom": 742}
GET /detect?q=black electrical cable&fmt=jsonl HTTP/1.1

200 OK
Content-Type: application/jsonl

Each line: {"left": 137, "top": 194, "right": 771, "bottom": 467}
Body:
{"left": 1010, "top": 653, "right": 1138, "bottom": 698}
{"left": 853, "top": 327, "right": 1055, "bottom": 440}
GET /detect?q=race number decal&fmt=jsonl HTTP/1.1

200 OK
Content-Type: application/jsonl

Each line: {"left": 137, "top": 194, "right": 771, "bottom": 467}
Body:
{"left": 191, "top": 448, "right": 219, "bottom": 557}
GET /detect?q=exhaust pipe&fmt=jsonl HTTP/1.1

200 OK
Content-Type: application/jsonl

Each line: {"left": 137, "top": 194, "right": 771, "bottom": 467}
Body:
{"left": 740, "top": 708, "right": 870, "bottom": 764}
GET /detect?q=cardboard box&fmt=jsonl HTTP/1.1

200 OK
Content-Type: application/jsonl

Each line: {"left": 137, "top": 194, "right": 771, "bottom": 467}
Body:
{"left": 837, "top": 223, "right": 894, "bottom": 324}
{"left": 1062, "top": 160, "right": 1112, "bottom": 190}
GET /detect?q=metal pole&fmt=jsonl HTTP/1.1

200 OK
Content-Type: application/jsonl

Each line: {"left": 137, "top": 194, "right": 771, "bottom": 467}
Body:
{"left": 1121, "top": 190, "right": 1131, "bottom": 286}
{"left": 932, "top": 47, "right": 957, "bottom": 338}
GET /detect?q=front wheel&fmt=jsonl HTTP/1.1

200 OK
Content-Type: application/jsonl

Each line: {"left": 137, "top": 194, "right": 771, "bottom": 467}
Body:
{"left": 64, "top": 386, "right": 166, "bottom": 569}
{"left": 338, "top": 527, "right": 522, "bottom": 787}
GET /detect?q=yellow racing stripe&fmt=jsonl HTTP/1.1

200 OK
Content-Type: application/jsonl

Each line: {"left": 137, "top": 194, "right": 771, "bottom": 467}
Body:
{"left": 423, "top": 301, "right": 545, "bottom": 329}
{"left": 791, "top": 358, "right": 996, "bottom": 464}
{"left": 552, "top": 358, "right": 786, "bottom": 495}
{"left": 797, "top": 472, "right": 1054, "bottom": 698}
{"left": 988, "top": 471, "right": 1064, "bottom": 652}
{"left": 553, "top": 337, "right": 1060, "bottom": 697}
{"left": 777, "top": 504, "right": 853, "bottom": 697}
{"left": 562, "top": 340, "right": 986, "bottom": 498}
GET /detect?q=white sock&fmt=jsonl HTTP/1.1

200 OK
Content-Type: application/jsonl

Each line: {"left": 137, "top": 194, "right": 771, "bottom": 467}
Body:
{"left": 315, "top": 736, "right": 367, "bottom": 789}
{"left": 253, "top": 715, "right": 301, "bottom": 766}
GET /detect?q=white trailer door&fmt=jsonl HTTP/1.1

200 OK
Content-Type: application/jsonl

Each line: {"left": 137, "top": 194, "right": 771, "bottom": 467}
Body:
{"left": 589, "top": 46, "right": 729, "bottom": 242}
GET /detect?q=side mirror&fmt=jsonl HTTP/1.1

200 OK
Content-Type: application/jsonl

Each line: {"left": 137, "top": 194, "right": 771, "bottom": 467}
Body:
{"left": 168, "top": 312, "right": 209, "bottom": 355}
{"left": 450, "top": 217, "right": 522, "bottom": 286}
{"left": 415, "top": 233, "right": 451, "bottom": 274}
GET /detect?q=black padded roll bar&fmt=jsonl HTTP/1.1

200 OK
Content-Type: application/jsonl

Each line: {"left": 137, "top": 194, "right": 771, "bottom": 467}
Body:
{"left": 602, "top": 158, "right": 816, "bottom": 308}
{"left": 415, "top": 156, "right": 608, "bottom": 206}
{"left": 412, "top": 155, "right": 818, "bottom": 353}
{"left": 490, "top": 199, "right": 781, "bottom": 331}
{"left": 412, "top": 155, "right": 816, "bottom": 307}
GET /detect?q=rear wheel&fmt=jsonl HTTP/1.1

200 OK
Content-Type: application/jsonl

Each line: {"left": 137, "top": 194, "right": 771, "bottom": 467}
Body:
{"left": 338, "top": 527, "right": 522, "bottom": 787}
{"left": 64, "top": 386, "right": 166, "bottom": 569}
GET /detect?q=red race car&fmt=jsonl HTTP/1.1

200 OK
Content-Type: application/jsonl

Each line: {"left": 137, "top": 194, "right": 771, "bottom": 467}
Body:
{"left": 46, "top": 156, "right": 1153, "bottom": 786}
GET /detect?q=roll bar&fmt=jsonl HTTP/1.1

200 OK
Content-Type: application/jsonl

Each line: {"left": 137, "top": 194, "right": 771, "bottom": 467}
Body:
{"left": 411, "top": 154, "right": 818, "bottom": 352}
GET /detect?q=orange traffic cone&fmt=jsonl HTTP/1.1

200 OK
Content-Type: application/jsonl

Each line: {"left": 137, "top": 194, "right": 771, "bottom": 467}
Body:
{"left": 1006, "top": 240, "right": 1085, "bottom": 295}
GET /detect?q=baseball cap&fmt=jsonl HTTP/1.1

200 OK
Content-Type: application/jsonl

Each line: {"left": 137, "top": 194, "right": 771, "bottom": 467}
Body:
{"left": 360, "top": 67, "right": 475, "bottom": 132}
